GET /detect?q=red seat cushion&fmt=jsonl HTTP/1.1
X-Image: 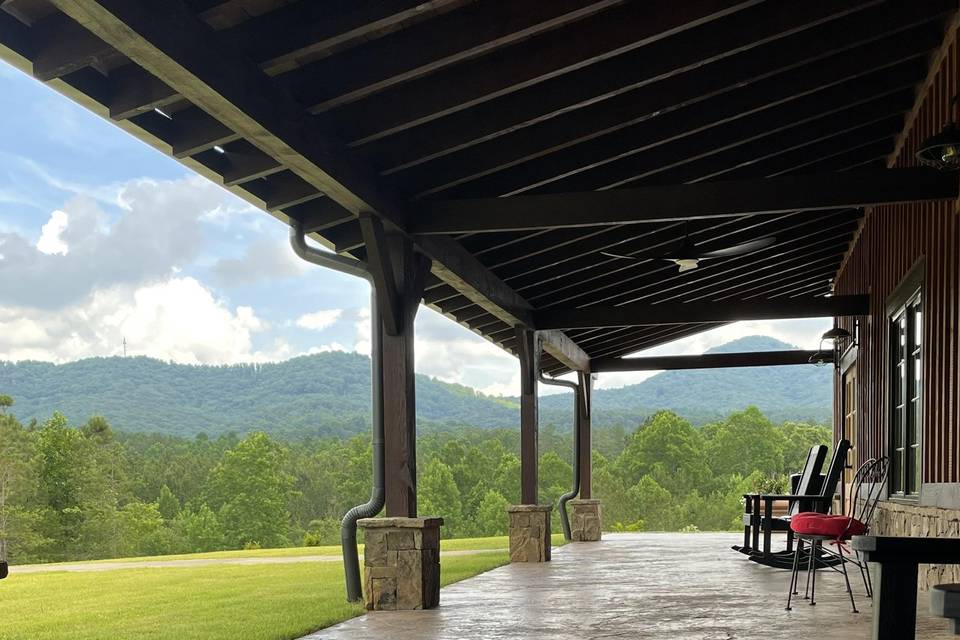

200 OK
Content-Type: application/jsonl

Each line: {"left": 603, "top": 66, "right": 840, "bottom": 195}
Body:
{"left": 790, "top": 512, "right": 868, "bottom": 540}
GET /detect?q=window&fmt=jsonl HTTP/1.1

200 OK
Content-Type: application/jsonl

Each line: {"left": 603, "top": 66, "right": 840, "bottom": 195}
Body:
{"left": 888, "top": 269, "right": 922, "bottom": 497}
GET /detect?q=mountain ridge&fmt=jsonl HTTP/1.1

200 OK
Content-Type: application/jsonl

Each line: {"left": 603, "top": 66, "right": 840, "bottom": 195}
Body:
{"left": 0, "top": 335, "right": 830, "bottom": 437}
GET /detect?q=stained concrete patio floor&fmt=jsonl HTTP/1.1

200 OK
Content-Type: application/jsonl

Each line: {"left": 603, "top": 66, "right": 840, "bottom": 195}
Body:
{"left": 306, "top": 532, "right": 954, "bottom": 640}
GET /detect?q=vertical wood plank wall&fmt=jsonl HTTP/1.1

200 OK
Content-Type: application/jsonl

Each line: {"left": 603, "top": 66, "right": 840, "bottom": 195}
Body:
{"left": 833, "top": 23, "right": 960, "bottom": 485}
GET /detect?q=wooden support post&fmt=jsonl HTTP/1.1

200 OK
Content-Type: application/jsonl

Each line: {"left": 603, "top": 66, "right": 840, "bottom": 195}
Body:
{"left": 577, "top": 371, "right": 593, "bottom": 499}
{"left": 516, "top": 327, "right": 539, "bottom": 505}
{"left": 375, "top": 231, "right": 431, "bottom": 518}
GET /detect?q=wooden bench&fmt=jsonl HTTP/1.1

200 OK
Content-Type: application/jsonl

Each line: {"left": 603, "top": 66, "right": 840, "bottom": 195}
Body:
{"left": 851, "top": 535, "right": 960, "bottom": 640}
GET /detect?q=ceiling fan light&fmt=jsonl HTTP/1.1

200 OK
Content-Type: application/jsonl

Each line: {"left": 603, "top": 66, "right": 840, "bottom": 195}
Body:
{"left": 917, "top": 122, "right": 960, "bottom": 171}
{"left": 673, "top": 258, "right": 699, "bottom": 272}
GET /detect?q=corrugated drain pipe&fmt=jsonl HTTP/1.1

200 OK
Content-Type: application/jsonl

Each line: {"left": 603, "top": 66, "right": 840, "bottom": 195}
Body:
{"left": 538, "top": 372, "right": 580, "bottom": 541}
{"left": 290, "top": 221, "right": 383, "bottom": 603}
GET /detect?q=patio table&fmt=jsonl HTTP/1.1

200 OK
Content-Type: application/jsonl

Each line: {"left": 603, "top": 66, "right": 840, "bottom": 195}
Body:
{"left": 852, "top": 535, "right": 960, "bottom": 640}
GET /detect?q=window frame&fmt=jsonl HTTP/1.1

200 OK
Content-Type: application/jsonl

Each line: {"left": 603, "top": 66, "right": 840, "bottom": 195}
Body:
{"left": 886, "top": 260, "right": 924, "bottom": 500}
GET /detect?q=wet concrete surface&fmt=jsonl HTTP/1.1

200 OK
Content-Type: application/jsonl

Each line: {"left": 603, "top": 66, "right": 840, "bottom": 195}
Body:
{"left": 306, "top": 532, "right": 955, "bottom": 640}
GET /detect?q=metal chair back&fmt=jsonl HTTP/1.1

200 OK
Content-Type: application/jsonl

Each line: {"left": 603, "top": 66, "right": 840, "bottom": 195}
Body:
{"left": 843, "top": 456, "right": 890, "bottom": 538}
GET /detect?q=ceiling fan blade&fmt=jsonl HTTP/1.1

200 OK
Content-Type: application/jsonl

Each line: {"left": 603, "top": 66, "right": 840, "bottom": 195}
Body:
{"left": 600, "top": 251, "right": 640, "bottom": 260}
{"left": 699, "top": 236, "right": 777, "bottom": 258}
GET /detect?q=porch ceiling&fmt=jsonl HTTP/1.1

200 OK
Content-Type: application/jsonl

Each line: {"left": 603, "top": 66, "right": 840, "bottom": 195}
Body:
{"left": 2, "top": 0, "right": 956, "bottom": 374}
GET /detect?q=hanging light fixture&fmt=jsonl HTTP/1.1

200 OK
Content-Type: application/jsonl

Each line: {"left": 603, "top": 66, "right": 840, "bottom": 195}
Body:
{"left": 917, "top": 94, "right": 960, "bottom": 170}
{"left": 808, "top": 327, "right": 854, "bottom": 368}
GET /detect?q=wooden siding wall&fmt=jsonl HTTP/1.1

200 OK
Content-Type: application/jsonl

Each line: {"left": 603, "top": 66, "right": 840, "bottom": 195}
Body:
{"left": 834, "top": 21, "right": 960, "bottom": 485}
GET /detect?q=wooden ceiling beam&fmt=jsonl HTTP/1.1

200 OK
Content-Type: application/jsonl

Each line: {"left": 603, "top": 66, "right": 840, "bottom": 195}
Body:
{"left": 528, "top": 90, "right": 913, "bottom": 195}
{"left": 30, "top": 11, "right": 113, "bottom": 80}
{"left": 421, "top": 58, "right": 926, "bottom": 199}
{"left": 536, "top": 294, "right": 868, "bottom": 330}
{"left": 288, "top": 0, "right": 622, "bottom": 112}
{"left": 336, "top": 0, "right": 765, "bottom": 145}
{"left": 361, "top": 0, "right": 920, "bottom": 170}
{"left": 412, "top": 235, "right": 590, "bottom": 372}
{"left": 399, "top": 31, "right": 935, "bottom": 197}
{"left": 414, "top": 168, "right": 957, "bottom": 234}
{"left": 230, "top": 0, "right": 465, "bottom": 77}
{"left": 592, "top": 350, "right": 830, "bottom": 372}
{"left": 50, "top": 0, "right": 407, "bottom": 225}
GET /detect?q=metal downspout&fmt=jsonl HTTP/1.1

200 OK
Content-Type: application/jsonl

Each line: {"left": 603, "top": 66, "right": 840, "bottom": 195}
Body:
{"left": 538, "top": 372, "right": 581, "bottom": 541}
{"left": 290, "top": 221, "right": 383, "bottom": 603}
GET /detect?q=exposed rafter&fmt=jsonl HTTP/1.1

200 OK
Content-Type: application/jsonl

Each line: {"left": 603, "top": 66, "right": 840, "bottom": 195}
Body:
{"left": 592, "top": 350, "right": 831, "bottom": 372}
{"left": 413, "top": 169, "right": 958, "bottom": 234}
{"left": 535, "top": 294, "right": 868, "bottom": 330}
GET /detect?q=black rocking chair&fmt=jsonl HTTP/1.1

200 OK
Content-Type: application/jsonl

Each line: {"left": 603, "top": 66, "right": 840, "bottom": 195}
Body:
{"left": 734, "top": 444, "right": 826, "bottom": 556}
{"left": 746, "top": 439, "right": 851, "bottom": 569}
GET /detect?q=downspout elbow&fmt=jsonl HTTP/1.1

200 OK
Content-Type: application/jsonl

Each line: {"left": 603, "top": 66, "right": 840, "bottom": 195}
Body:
{"left": 538, "top": 372, "right": 581, "bottom": 541}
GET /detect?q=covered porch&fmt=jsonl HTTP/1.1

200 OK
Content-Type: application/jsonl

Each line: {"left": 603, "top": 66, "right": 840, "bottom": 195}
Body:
{"left": 310, "top": 533, "right": 953, "bottom": 639}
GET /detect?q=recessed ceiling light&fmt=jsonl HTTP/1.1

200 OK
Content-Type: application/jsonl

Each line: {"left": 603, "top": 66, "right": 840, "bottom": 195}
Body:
{"left": 153, "top": 107, "right": 172, "bottom": 120}
{"left": 213, "top": 145, "right": 225, "bottom": 154}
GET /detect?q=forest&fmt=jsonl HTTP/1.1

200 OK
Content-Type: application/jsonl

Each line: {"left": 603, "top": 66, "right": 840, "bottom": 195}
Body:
{"left": 0, "top": 336, "right": 832, "bottom": 439}
{"left": 0, "top": 393, "right": 830, "bottom": 565}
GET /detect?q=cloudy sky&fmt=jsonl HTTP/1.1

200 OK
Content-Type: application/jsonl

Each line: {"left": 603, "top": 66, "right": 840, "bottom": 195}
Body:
{"left": 0, "top": 61, "right": 832, "bottom": 395}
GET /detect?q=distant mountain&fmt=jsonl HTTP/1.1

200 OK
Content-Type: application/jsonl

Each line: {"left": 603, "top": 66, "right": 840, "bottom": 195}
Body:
{"left": 0, "top": 336, "right": 830, "bottom": 438}
{"left": 540, "top": 335, "right": 832, "bottom": 426}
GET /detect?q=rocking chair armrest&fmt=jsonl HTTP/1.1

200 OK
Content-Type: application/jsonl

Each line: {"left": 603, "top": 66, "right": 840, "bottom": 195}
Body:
{"left": 752, "top": 493, "right": 830, "bottom": 502}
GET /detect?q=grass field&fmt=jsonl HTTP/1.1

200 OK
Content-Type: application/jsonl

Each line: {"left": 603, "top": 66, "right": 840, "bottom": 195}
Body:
{"left": 82, "top": 532, "right": 565, "bottom": 564}
{"left": 0, "top": 536, "right": 566, "bottom": 640}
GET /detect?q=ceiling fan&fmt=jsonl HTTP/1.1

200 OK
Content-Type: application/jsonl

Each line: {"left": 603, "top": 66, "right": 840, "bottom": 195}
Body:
{"left": 601, "top": 223, "right": 776, "bottom": 273}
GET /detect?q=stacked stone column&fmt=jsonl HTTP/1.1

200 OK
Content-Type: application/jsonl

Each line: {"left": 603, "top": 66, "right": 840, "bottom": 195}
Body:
{"left": 508, "top": 504, "right": 552, "bottom": 562}
{"left": 569, "top": 498, "right": 602, "bottom": 541}
{"left": 358, "top": 517, "right": 443, "bottom": 610}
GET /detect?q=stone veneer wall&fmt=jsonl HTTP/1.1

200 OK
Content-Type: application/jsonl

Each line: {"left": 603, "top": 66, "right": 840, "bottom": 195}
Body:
{"left": 871, "top": 502, "right": 960, "bottom": 590}
{"left": 569, "top": 499, "right": 602, "bottom": 541}
{"left": 358, "top": 517, "right": 443, "bottom": 610}
{"left": 508, "top": 505, "right": 552, "bottom": 562}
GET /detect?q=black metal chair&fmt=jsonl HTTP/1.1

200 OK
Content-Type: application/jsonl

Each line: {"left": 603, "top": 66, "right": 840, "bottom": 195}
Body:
{"left": 747, "top": 440, "right": 851, "bottom": 569}
{"left": 734, "top": 444, "right": 826, "bottom": 556}
{"left": 785, "top": 456, "right": 889, "bottom": 613}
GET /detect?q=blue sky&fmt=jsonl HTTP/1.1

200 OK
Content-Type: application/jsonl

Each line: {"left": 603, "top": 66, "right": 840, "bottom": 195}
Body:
{"left": 0, "top": 60, "right": 832, "bottom": 394}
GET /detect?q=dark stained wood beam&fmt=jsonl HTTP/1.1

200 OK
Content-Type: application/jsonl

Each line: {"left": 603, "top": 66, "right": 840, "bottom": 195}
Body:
{"left": 536, "top": 294, "right": 868, "bottom": 330}
{"left": 592, "top": 349, "right": 832, "bottom": 372}
{"left": 516, "top": 327, "right": 540, "bottom": 504}
{"left": 30, "top": 11, "right": 112, "bottom": 80}
{"left": 418, "top": 58, "right": 925, "bottom": 199}
{"left": 337, "top": 0, "right": 764, "bottom": 144}
{"left": 50, "top": 0, "right": 407, "bottom": 227}
{"left": 359, "top": 213, "right": 401, "bottom": 337}
{"left": 397, "top": 21, "right": 937, "bottom": 196}
{"left": 414, "top": 169, "right": 958, "bottom": 233}
{"left": 361, "top": 0, "right": 902, "bottom": 168}
{"left": 378, "top": 232, "right": 428, "bottom": 517}
{"left": 229, "top": 0, "right": 466, "bottom": 76}
{"left": 413, "top": 235, "right": 590, "bottom": 372}
{"left": 108, "top": 65, "right": 178, "bottom": 119}
{"left": 290, "top": 0, "right": 623, "bottom": 112}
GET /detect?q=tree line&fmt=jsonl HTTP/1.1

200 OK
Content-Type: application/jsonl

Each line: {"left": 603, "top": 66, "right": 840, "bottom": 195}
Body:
{"left": 0, "top": 395, "right": 829, "bottom": 564}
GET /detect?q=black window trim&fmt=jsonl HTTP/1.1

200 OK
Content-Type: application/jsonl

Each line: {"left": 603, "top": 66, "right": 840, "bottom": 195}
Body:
{"left": 886, "top": 259, "right": 924, "bottom": 501}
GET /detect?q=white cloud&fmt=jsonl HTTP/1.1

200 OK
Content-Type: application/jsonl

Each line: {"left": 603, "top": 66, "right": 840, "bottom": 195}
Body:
{"left": 0, "top": 277, "right": 269, "bottom": 364}
{"left": 36, "top": 210, "right": 69, "bottom": 255}
{"left": 295, "top": 308, "right": 343, "bottom": 331}
{"left": 0, "top": 176, "right": 240, "bottom": 309}
{"left": 212, "top": 237, "right": 308, "bottom": 287}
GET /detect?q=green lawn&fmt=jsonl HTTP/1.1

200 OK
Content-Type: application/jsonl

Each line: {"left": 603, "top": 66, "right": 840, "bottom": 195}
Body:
{"left": 0, "top": 535, "right": 568, "bottom": 640}
{"left": 81, "top": 533, "right": 566, "bottom": 564}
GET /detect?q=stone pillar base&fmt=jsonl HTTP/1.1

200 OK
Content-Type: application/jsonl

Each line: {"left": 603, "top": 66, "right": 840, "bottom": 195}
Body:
{"left": 569, "top": 498, "right": 602, "bottom": 541}
{"left": 508, "top": 504, "right": 552, "bottom": 562}
{"left": 358, "top": 517, "right": 443, "bottom": 610}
